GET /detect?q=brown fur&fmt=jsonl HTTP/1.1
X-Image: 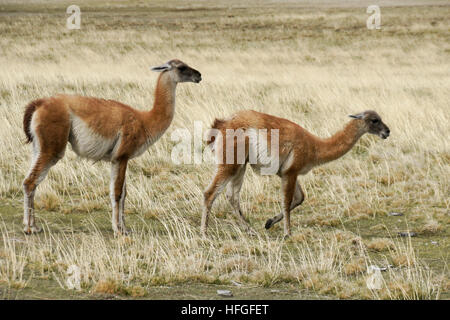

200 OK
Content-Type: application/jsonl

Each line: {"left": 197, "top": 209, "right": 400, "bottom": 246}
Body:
{"left": 206, "top": 118, "right": 226, "bottom": 146}
{"left": 202, "top": 110, "right": 390, "bottom": 237}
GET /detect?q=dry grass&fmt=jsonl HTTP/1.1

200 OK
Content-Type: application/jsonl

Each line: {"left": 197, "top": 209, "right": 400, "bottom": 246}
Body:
{"left": 366, "top": 238, "right": 395, "bottom": 252}
{"left": 420, "top": 219, "right": 443, "bottom": 234}
{"left": 0, "top": 0, "right": 448, "bottom": 299}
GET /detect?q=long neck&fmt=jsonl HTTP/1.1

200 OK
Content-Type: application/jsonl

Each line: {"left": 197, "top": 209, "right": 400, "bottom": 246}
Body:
{"left": 314, "top": 120, "right": 365, "bottom": 165}
{"left": 145, "top": 72, "right": 177, "bottom": 137}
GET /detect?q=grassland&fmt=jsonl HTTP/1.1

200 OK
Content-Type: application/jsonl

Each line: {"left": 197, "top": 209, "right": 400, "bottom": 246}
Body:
{"left": 0, "top": 0, "right": 449, "bottom": 299}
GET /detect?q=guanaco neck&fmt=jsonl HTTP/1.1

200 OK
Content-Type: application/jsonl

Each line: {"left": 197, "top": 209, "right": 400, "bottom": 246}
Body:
{"left": 314, "top": 120, "right": 365, "bottom": 165}
{"left": 144, "top": 72, "right": 177, "bottom": 139}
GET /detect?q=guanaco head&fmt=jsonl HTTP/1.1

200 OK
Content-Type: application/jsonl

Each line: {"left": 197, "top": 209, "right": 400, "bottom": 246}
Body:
{"left": 349, "top": 110, "right": 390, "bottom": 139}
{"left": 151, "top": 59, "right": 202, "bottom": 83}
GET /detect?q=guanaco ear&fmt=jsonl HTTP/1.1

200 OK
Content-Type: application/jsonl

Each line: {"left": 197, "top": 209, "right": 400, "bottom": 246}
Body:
{"left": 349, "top": 113, "right": 364, "bottom": 119}
{"left": 151, "top": 63, "right": 172, "bottom": 72}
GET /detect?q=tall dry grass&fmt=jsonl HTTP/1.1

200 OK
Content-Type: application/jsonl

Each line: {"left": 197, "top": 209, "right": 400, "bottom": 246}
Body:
{"left": 0, "top": 0, "right": 448, "bottom": 299}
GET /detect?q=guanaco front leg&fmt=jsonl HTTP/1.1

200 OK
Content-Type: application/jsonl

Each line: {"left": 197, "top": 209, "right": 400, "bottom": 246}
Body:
{"left": 265, "top": 180, "right": 304, "bottom": 230}
{"left": 278, "top": 174, "right": 298, "bottom": 237}
{"left": 110, "top": 158, "right": 129, "bottom": 236}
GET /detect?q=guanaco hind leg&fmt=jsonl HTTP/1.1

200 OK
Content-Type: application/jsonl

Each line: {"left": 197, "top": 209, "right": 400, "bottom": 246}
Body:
{"left": 225, "top": 165, "right": 256, "bottom": 234}
{"left": 201, "top": 165, "right": 242, "bottom": 236}
{"left": 23, "top": 153, "right": 57, "bottom": 234}
{"left": 23, "top": 109, "right": 69, "bottom": 234}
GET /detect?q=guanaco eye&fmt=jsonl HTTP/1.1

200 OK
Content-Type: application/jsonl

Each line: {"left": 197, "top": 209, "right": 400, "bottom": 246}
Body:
{"left": 371, "top": 119, "right": 379, "bottom": 124}
{"left": 178, "top": 66, "right": 187, "bottom": 72}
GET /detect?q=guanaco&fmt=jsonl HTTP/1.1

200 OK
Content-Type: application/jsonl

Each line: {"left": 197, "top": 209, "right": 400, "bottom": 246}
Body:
{"left": 22, "top": 59, "right": 201, "bottom": 235}
{"left": 202, "top": 110, "right": 390, "bottom": 237}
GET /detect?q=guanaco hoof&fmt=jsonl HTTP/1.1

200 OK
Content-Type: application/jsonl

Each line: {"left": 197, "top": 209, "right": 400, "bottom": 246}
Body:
{"left": 23, "top": 225, "right": 42, "bottom": 235}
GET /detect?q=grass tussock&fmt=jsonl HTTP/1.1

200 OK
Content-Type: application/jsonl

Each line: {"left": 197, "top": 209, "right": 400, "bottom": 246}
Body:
{"left": 93, "top": 279, "right": 146, "bottom": 297}
{"left": 420, "top": 219, "right": 443, "bottom": 234}
{"left": 366, "top": 238, "right": 395, "bottom": 252}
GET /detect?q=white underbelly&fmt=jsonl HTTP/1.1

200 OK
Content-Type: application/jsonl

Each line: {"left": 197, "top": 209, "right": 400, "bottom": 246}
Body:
{"left": 247, "top": 130, "right": 283, "bottom": 176}
{"left": 69, "top": 116, "right": 120, "bottom": 161}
